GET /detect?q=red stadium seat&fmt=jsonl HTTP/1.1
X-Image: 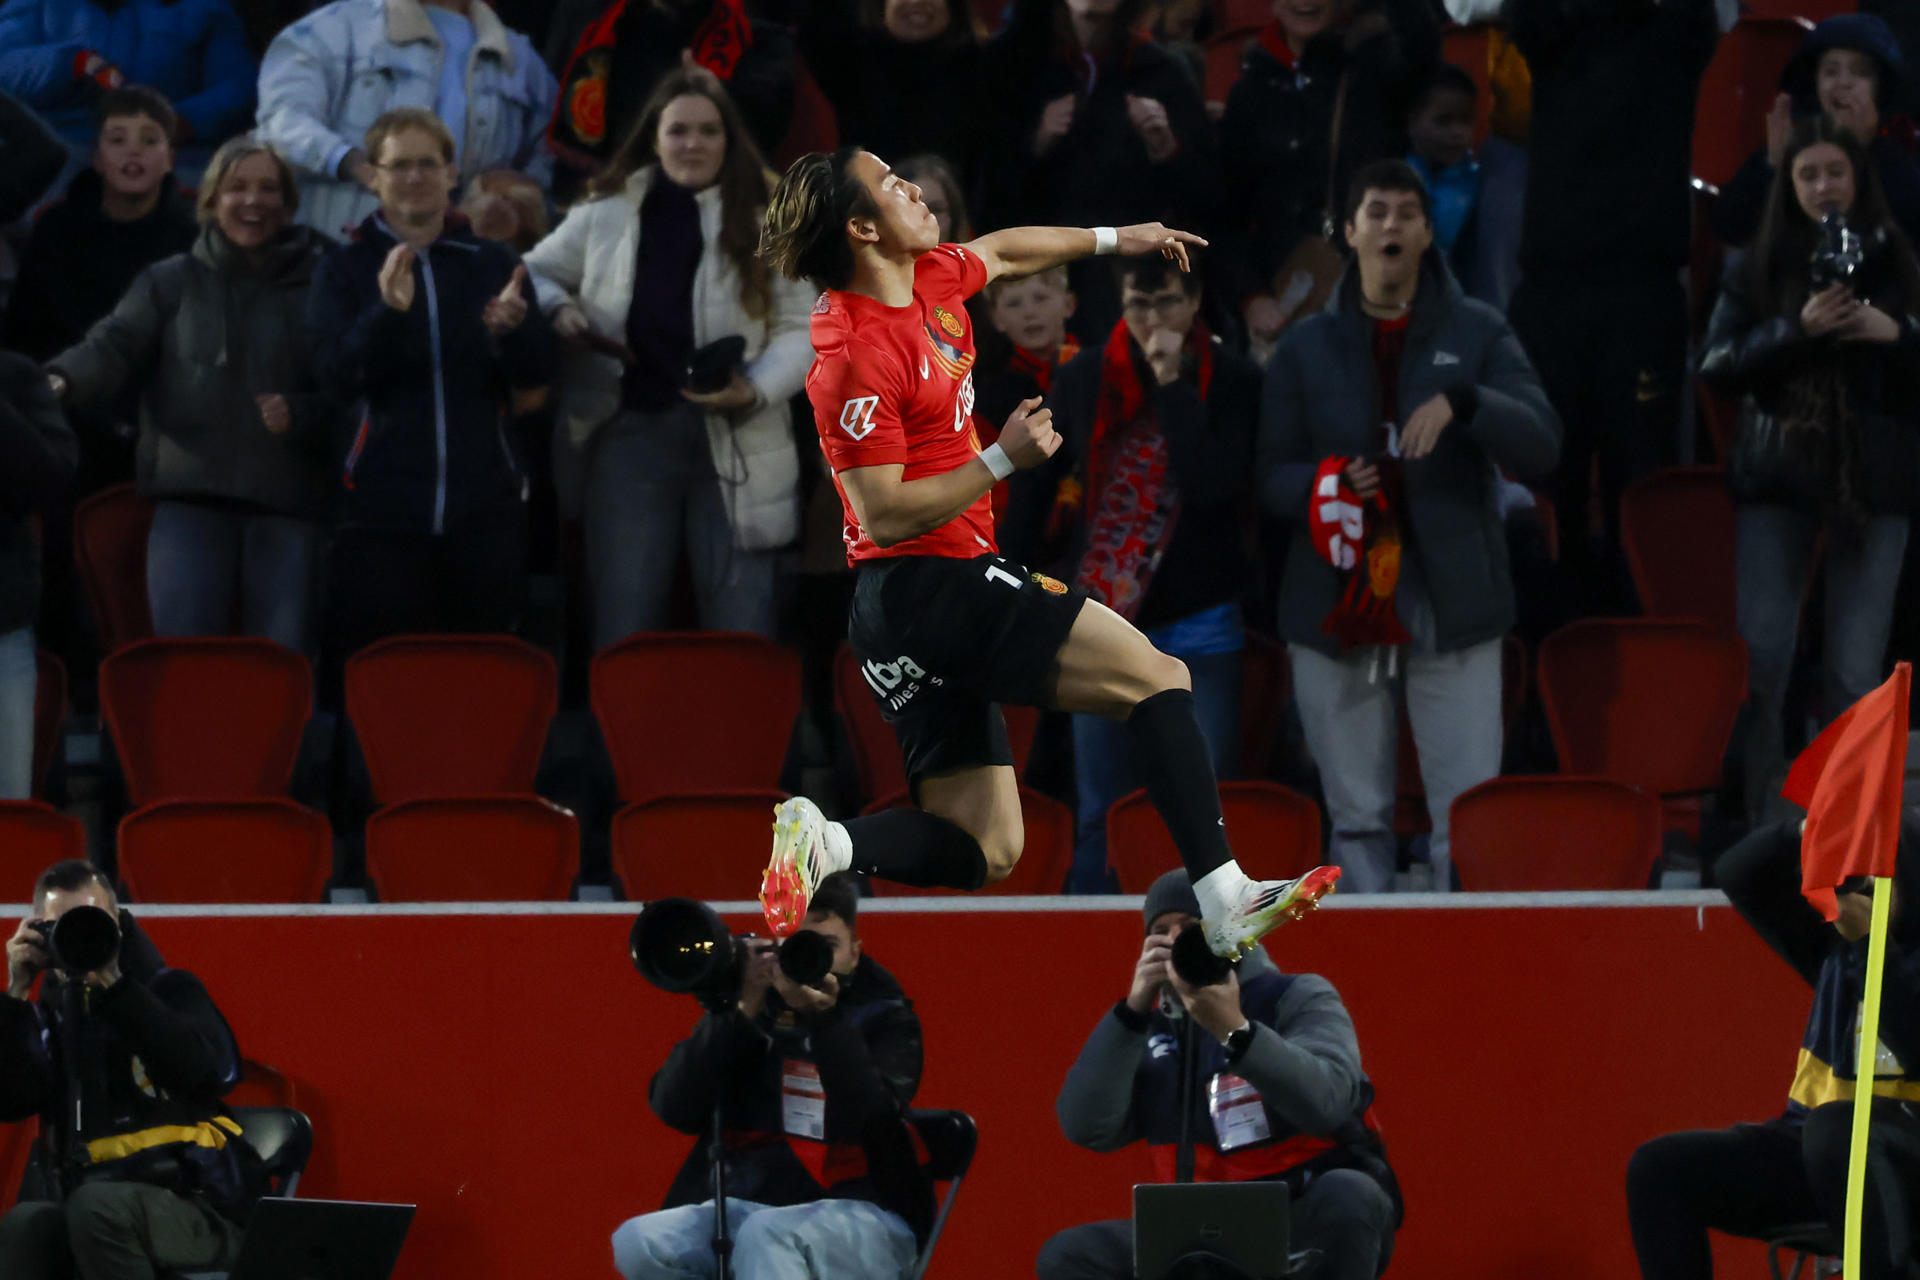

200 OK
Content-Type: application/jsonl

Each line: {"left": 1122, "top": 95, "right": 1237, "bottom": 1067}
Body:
{"left": 229, "top": 1058, "right": 301, "bottom": 1112}
{"left": 612, "top": 790, "right": 789, "bottom": 903}
{"left": 1106, "top": 780, "right": 1322, "bottom": 894}
{"left": 345, "top": 635, "right": 557, "bottom": 805}
{"left": 1536, "top": 619, "right": 1748, "bottom": 799}
{"left": 118, "top": 799, "right": 331, "bottom": 903}
{"left": 367, "top": 797, "right": 578, "bottom": 902}
{"left": 0, "top": 802, "right": 86, "bottom": 886}
{"left": 833, "top": 644, "right": 1042, "bottom": 805}
{"left": 863, "top": 787, "right": 1074, "bottom": 896}
{"left": 1450, "top": 776, "right": 1664, "bottom": 890}
{"left": 1621, "top": 467, "right": 1737, "bottom": 633}
{"left": 1, "top": 1118, "right": 34, "bottom": 1212}
{"left": 1440, "top": 24, "right": 1495, "bottom": 144}
{"left": 33, "top": 651, "right": 65, "bottom": 800}
{"left": 1692, "top": 18, "right": 1812, "bottom": 188}
{"left": 100, "top": 639, "right": 311, "bottom": 806}
{"left": 593, "top": 633, "right": 801, "bottom": 803}
{"left": 72, "top": 483, "right": 154, "bottom": 657}
{"left": 775, "top": 62, "right": 839, "bottom": 170}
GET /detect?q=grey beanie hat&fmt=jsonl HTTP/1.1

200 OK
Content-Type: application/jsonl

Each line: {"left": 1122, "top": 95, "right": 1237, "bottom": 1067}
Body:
{"left": 1142, "top": 869, "right": 1202, "bottom": 933}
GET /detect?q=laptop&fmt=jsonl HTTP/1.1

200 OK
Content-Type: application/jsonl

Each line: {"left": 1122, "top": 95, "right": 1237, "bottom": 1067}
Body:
{"left": 1133, "top": 1182, "right": 1290, "bottom": 1280}
{"left": 226, "top": 1198, "right": 415, "bottom": 1280}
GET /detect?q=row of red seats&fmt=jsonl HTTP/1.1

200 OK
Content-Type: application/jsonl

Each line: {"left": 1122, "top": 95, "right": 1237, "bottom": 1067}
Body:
{"left": 0, "top": 771, "right": 1664, "bottom": 901}
{"left": 6, "top": 611, "right": 1742, "bottom": 900}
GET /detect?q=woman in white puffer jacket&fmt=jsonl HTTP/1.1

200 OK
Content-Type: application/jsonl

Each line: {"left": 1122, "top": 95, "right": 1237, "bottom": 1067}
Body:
{"left": 525, "top": 67, "right": 814, "bottom": 646}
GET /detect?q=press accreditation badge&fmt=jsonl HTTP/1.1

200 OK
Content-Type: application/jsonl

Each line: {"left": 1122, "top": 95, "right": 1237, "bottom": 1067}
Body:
{"left": 1208, "top": 1073, "right": 1272, "bottom": 1152}
{"left": 782, "top": 1059, "right": 826, "bottom": 1140}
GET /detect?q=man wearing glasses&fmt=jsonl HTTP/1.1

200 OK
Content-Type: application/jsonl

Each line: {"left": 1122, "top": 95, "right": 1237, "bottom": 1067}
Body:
{"left": 1001, "top": 247, "right": 1262, "bottom": 894}
{"left": 306, "top": 106, "right": 551, "bottom": 697}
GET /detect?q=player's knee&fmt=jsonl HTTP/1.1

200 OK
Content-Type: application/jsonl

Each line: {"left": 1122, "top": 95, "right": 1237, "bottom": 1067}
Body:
{"left": 1120, "top": 652, "right": 1189, "bottom": 708}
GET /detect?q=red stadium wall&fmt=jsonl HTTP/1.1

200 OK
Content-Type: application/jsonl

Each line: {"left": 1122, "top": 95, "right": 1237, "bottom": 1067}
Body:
{"left": 6, "top": 898, "right": 1810, "bottom": 1279}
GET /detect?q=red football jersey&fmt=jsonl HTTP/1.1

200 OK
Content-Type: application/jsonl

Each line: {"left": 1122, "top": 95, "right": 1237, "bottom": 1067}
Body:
{"left": 808, "top": 243, "right": 996, "bottom": 564}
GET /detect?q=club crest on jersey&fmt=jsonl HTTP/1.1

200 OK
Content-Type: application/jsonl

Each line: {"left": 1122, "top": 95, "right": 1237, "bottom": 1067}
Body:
{"left": 933, "top": 306, "right": 966, "bottom": 339}
{"left": 1031, "top": 572, "right": 1068, "bottom": 595}
{"left": 922, "top": 324, "right": 975, "bottom": 380}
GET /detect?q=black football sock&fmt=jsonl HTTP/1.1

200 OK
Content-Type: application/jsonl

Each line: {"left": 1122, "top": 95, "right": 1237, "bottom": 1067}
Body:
{"left": 843, "top": 808, "right": 990, "bottom": 891}
{"left": 1126, "top": 688, "right": 1235, "bottom": 881}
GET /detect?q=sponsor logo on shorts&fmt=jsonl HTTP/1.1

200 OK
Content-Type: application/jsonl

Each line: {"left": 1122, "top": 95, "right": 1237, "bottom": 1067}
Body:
{"left": 862, "top": 655, "right": 943, "bottom": 712}
{"left": 933, "top": 306, "right": 966, "bottom": 339}
{"left": 1030, "top": 572, "right": 1068, "bottom": 595}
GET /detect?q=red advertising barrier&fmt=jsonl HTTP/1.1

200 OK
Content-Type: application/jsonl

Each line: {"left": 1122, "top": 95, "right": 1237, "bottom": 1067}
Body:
{"left": 5, "top": 898, "right": 1809, "bottom": 1278}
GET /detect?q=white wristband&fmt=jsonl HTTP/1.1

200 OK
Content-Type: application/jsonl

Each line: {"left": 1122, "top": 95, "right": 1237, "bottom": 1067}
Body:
{"left": 1092, "top": 226, "right": 1118, "bottom": 255}
{"left": 980, "top": 442, "right": 1016, "bottom": 481}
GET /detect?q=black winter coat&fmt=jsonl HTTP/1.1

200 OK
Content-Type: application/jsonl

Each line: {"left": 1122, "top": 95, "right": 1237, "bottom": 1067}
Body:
{"left": 0, "top": 916, "right": 255, "bottom": 1222}
{"left": 1508, "top": 0, "right": 1719, "bottom": 276}
{"left": 0, "top": 351, "right": 79, "bottom": 636}
{"left": 648, "top": 954, "right": 931, "bottom": 1235}
{"left": 307, "top": 214, "right": 553, "bottom": 534}
{"left": 1257, "top": 251, "right": 1561, "bottom": 656}
{"left": 1215, "top": 1, "right": 1439, "bottom": 306}
{"left": 50, "top": 225, "right": 339, "bottom": 520}
{"left": 1001, "top": 334, "right": 1258, "bottom": 631}
{"left": 1698, "top": 248, "right": 1920, "bottom": 514}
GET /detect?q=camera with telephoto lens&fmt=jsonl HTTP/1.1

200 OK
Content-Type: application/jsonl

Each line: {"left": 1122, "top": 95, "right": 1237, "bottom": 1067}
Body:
{"left": 1810, "top": 213, "right": 1869, "bottom": 293}
{"left": 630, "top": 898, "right": 836, "bottom": 1010}
{"left": 26, "top": 906, "right": 122, "bottom": 976}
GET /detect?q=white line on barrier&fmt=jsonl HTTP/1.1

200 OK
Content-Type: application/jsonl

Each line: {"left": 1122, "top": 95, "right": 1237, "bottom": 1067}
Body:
{"left": 110, "top": 891, "right": 1730, "bottom": 919}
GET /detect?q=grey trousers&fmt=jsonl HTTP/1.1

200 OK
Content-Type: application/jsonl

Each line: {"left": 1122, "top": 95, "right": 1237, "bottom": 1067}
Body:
{"left": 1035, "top": 1169, "right": 1397, "bottom": 1280}
{"left": 1289, "top": 637, "right": 1504, "bottom": 893}
{"left": 584, "top": 405, "right": 779, "bottom": 650}
{"left": 0, "top": 1184, "right": 240, "bottom": 1280}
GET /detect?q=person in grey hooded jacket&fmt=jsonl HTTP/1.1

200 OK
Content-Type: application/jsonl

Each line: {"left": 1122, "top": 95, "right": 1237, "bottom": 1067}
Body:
{"left": 1038, "top": 869, "right": 1400, "bottom": 1280}
{"left": 1256, "top": 159, "right": 1559, "bottom": 895}
{"left": 48, "top": 136, "right": 338, "bottom": 655}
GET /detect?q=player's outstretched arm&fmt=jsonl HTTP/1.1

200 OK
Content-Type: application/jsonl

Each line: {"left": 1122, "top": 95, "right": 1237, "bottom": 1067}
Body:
{"left": 840, "top": 396, "right": 1061, "bottom": 548}
{"left": 964, "top": 224, "right": 1209, "bottom": 286}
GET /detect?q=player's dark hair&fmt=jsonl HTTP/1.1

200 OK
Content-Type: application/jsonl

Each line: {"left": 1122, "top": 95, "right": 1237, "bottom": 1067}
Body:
{"left": 808, "top": 871, "right": 861, "bottom": 930}
{"left": 759, "top": 147, "right": 880, "bottom": 292}
{"left": 95, "top": 85, "right": 179, "bottom": 147}
{"left": 1115, "top": 247, "right": 1205, "bottom": 297}
{"left": 34, "top": 859, "right": 114, "bottom": 908}
{"left": 1344, "top": 158, "right": 1432, "bottom": 226}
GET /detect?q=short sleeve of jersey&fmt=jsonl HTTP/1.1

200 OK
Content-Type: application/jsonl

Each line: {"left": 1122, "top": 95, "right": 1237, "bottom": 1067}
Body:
{"left": 811, "top": 340, "right": 910, "bottom": 470}
{"left": 914, "top": 243, "right": 989, "bottom": 303}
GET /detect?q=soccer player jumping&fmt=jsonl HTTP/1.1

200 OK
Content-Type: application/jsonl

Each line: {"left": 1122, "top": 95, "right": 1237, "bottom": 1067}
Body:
{"left": 756, "top": 148, "right": 1339, "bottom": 961}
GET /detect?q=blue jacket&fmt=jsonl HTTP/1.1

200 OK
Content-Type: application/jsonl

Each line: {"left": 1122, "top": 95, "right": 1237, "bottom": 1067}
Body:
{"left": 0, "top": 0, "right": 257, "bottom": 147}
{"left": 306, "top": 212, "right": 552, "bottom": 533}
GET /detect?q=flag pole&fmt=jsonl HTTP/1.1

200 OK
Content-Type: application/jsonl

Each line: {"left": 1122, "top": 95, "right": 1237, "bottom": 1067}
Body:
{"left": 1843, "top": 876, "right": 1897, "bottom": 1275}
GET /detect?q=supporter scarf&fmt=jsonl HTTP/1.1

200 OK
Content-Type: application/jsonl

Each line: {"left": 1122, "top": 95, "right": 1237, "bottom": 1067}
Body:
{"left": 550, "top": 0, "right": 754, "bottom": 159}
{"left": 1008, "top": 336, "right": 1080, "bottom": 396}
{"left": 1307, "top": 456, "right": 1410, "bottom": 650}
{"left": 1069, "top": 320, "right": 1213, "bottom": 621}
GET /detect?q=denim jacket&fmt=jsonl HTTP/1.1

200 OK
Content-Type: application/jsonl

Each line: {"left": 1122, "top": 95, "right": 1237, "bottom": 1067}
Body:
{"left": 256, "top": 0, "right": 556, "bottom": 239}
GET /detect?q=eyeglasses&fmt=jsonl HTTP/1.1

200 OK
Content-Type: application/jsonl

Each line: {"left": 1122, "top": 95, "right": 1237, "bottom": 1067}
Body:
{"left": 377, "top": 158, "right": 448, "bottom": 176}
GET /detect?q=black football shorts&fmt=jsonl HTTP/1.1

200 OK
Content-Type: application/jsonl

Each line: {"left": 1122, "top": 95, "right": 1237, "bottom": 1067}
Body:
{"left": 847, "top": 553, "right": 1088, "bottom": 788}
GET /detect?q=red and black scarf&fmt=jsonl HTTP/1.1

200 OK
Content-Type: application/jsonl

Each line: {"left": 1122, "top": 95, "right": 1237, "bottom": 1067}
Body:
{"left": 1065, "top": 320, "right": 1213, "bottom": 621}
{"left": 1007, "top": 336, "right": 1080, "bottom": 396}
{"left": 1306, "top": 456, "right": 1409, "bottom": 650}
{"left": 1256, "top": 21, "right": 1299, "bottom": 69}
{"left": 549, "top": 0, "right": 754, "bottom": 163}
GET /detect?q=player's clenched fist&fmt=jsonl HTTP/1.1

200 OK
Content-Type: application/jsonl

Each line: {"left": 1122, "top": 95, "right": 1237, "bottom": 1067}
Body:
{"left": 998, "top": 395, "right": 1061, "bottom": 469}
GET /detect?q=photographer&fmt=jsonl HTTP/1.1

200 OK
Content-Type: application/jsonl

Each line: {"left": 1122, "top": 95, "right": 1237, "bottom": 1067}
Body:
{"left": 1698, "top": 114, "right": 1920, "bottom": 822}
{"left": 1627, "top": 815, "right": 1920, "bottom": 1279}
{"left": 1038, "top": 870, "right": 1400, "bottom": 1280}
{"left": 0, "top": 860, "right": 254, "bottom": 1279}
{"left": 614, "top": 873, "right": 927, "bottom": 1280}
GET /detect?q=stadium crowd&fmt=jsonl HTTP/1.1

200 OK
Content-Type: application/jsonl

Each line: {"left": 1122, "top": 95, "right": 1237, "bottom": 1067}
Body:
{"left": 0, "top": 0, "right": 1916, "bottom": 901}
